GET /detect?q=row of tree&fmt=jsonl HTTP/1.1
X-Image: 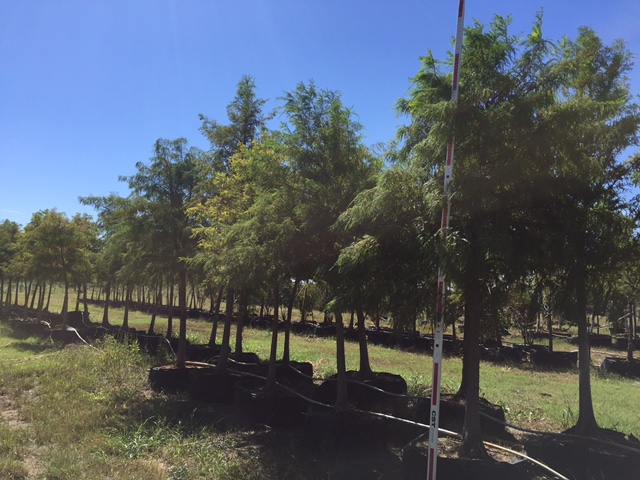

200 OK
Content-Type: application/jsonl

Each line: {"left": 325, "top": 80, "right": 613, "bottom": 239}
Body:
{"left": 1, "top": 15, "right": 640, "bottom": 454}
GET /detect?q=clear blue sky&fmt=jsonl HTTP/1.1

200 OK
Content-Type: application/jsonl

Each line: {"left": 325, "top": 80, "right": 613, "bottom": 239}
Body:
{"left": 1, "top": 0, "right": 639, "bottom": 227}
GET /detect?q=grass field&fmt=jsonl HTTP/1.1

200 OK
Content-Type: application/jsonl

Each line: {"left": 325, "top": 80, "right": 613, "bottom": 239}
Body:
{"left": 0, "top": 295, "right": 638, "bottom": 479}
{"left": 70, "top": 298, "right": 639, "bottom": 433}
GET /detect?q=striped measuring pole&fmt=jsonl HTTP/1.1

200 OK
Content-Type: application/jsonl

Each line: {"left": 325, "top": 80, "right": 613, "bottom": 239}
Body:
{"left": 427, "top": 1, "right": 465, "bottom": 479}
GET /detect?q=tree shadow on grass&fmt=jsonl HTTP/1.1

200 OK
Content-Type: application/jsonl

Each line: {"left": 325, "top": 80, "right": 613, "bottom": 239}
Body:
{"left": 119, "top": 390, "right": 403, "bottom": 479}
{"left": 4, "top": 340, "right": 51, "bottom": 355}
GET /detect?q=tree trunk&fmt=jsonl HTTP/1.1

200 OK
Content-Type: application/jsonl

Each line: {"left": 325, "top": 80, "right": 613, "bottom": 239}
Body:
{"left": 267, "top": 281, "right": 280, "bottom": 390}
{"left": 300, "top": 282, "right": 307, "bottom": 323}
{"left": 166, "top": 283, "right": 174, "bottom": 338}
{"left": 547, "top": 311, "right": 554, "bottom": 352}
{"left": 29, "top": 283, "right": 39, "bottom": 310}
{"left": 23, "top": 279, "right": 32, "bottom": 311}
{"left": 457, "top": 300, "right": 471, "bottom": 398}
{"left": 61, "top": 275, "right": 70, "bottom": 328}
{"left": 627, "top": 301, "right": 635, "bottom": 362}
{"left": 83, "top": 284, "right": 89, "bottom": 322}
{"left": 122, "top": 285, "right": 131, "bottom": 330}
{"left": 234, "top": 289, "right": 247, "bottom": 355}
{"left": 459, "top": 219, "right": 488, "bottom": 459}
{"left": 45, "top": 282, "right": 52, "bottom": 312}
{"left": 283, "top": 277, "right": 300, "bottom": 365}
{"left": 571, "top": 252, "right": 599, "bottom": 435}
{"left": 21, "top": 281, "right": 30, "bottom": 317}
{"left": 216, "top": 287, "right": 235, "bottom": 374}
{"left": 75, "top": 285, "right": 81, "bottom": 312}
{"left": 208, "top": 287, "right": 224, "bottom": 347}
{"left": 335, "top": 311, "right": 348, "bottom": 410}
{"left": 148, "top": 283, "right": 160, "bottom": 335}
{"left": 37, "top": 283, "right": 46, "bottom": 321}
{"left": 176, "top": 266, "right": 188, "bottom": 369}
{"left": 459, "top": 275, "right": 487, "bottom": 458}
{"left": 102, "top": 282, "right": 111, "bottom": 327}
{"left": 356, "top": 309, "right": 373, "bottom": 378}
{"left": 5, "top": 278, "right": 12, "bottom": 308}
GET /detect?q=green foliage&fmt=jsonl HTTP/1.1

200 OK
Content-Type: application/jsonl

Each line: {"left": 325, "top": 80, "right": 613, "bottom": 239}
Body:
{"left": 278, "top": 81, "right": 381, "bottom": 283}
{"left": 123, "top": 138, "right": 206, "bottom": 269}
{"left": 335, "top": 165, "right": 442, "bottom": 330}
{"left": 0, "top": 220, "right": 20, "bottom": 282}
{"left": 199, "top": 74, "right": 270, "bottom": 173}
{"left": 20, "top": 210, "right": 95, "bottom": 285}
{"left": 294, "top": 281, "right": 327, "bottom": 321}
{"left": 10, "top": 210, "right": 96, "bottom": 322}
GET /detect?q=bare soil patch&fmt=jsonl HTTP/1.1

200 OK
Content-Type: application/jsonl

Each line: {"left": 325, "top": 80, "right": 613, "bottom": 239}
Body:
{"left": 0, "top": 393, "right": 46, "bottom": 479}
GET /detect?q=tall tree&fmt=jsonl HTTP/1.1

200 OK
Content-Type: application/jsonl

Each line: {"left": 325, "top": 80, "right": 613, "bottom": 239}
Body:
{"left": 397, "top": 14, "right": 640, "bottom": 450}
{"left": 392, "top": 14, "right": 631, "bottom": 455}
{"left": 545, "top": 27, "right": 640, "bottom": 436}
{"left": 191, "top": 139, "right": 293, "bottom": 372}
{"left": 124, "top": 138, "right": 206, "bottom": 367}
{"left": 194, "top": 75, "right": 270, "bottom": 346}
{"left": 0, "top": 220, "right": 21, "bottom": 312}
{"left": 80, "top": 194, "right": 138, "bottom": 327}
{"left": 278, "top": 81, "right": 380, "bottom": 367}
{"left": 20, "top": 210, "right": 94, "bottom": 327}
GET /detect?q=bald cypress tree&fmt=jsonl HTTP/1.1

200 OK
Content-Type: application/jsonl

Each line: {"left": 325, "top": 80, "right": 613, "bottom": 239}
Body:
{"left": 395, "top": 13, "right": 639, "bottom": 453}
{"left": 546, "top": 27, "right": 640, "bottom": 436}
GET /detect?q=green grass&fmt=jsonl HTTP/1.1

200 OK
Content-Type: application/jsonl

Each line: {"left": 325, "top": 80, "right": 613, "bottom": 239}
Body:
{"left": 1, "top": 292, "right": 640, "bottom": 478}
{"left": 0, "top": 331, "right": 50, "bottom": 361}
{"left": 0, "top": 323, "right": 282, "bottom": 479}
{"left": 0, "top": 422, "right": 30, "bottom": 479}
{"left": 17, "top": 294, "right": 640, "bottom": 435}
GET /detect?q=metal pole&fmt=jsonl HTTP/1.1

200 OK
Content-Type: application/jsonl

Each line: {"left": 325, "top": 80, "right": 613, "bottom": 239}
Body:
{"left": 427, "top": 1, "right": 465, "bottom": 479}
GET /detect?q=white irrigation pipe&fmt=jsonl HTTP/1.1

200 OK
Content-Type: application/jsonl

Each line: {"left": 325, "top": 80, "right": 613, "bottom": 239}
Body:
{"left": 220, "top": 366, "right": 570, "bottom": 480}
{"left": 428, "top": 1, "right": 465, "bottom": 478}
{"left": 367, "top": 411, "right": 570, "bottom": 480}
